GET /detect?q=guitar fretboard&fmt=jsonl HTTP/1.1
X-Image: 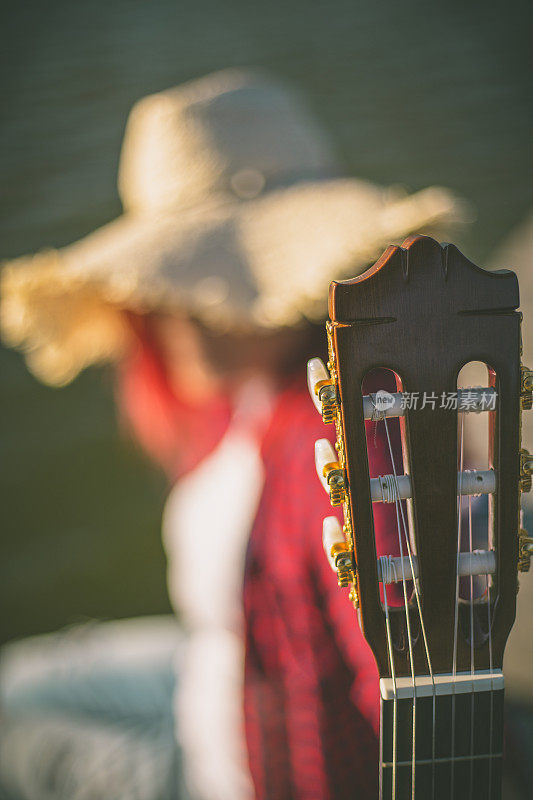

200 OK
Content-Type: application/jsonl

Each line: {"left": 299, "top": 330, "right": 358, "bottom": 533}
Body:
{"left": 380, "top": 683, "right": 504, "bottom": 799}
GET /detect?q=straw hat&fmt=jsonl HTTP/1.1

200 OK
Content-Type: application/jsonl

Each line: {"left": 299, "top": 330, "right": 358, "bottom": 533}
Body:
{"left": 1, "top": 68, "right": 465, "bottom": 386}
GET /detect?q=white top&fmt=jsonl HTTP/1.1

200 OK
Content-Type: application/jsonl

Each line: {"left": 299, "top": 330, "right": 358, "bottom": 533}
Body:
{"left": 162, "top": 380, "right": 274, "bottom": 800}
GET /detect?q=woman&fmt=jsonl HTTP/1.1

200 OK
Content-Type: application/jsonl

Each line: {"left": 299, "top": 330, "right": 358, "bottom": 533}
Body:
{"left": 0, "top": 68, "right": 462, "bottom": 799}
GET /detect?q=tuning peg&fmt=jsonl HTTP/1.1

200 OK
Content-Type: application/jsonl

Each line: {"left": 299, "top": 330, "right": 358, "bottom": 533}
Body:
{"left": 307, "top": 358, "right": 328, "bottom": 413}
{"left": 520, "top": 449, "right": 533, "bottom": 493}
{"left": 521, "top": 366, "right": 533, "bottom": 410}
{"left": 315, "top": 438, "right": 346, "bottom": 505}
{"left": 323, "top": 516, "right": 345, "bottom": 571}
{"left": 518, "top": 527, "right": 533, "bottom": 572}
{"left": 322, "top": 516, "right": 354, "bottom": 588}
{"left": 315, "top": 438, "right": 336, "bottom": 492}
{"left": 307, "top": 357, "right": 338, "bottom": 423}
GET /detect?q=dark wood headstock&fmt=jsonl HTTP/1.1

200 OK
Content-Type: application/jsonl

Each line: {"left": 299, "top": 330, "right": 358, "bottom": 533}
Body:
{"left": 327, "top": 235, "right": 524, "bottom": 678}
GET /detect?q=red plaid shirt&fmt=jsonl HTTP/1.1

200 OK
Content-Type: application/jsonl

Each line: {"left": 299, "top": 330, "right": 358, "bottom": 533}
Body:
{"left": 243, "top": 377, "right": 400, "bottom": 800}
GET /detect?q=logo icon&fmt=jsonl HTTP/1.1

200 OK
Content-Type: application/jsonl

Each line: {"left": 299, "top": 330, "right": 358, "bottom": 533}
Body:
{"left": 374, "top": 390, "right": 395, "bottom": 412}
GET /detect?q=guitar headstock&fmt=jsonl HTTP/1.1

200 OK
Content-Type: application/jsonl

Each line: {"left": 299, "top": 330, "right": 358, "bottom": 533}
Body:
{"left": 309, "top": 235, "right": 533, "bottom": 681}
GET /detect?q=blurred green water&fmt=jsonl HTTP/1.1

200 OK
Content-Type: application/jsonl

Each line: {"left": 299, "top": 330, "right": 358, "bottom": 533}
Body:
{"left": 1, "top": 0, "right": 532, "bottom": 643}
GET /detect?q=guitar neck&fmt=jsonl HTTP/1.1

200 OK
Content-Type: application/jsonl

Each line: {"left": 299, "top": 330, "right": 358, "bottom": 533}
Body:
{"left": 379, "top": 674, "right": 504, "bottom": 799}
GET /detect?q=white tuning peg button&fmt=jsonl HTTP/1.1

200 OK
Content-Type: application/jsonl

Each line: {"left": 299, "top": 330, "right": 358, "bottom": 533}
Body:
{"left": 307, "top": 357, "right": 330, "bottom": 414}
{"left": 322, "top": 516, "right": 345, "bottom": 572}
{"left": 315, "top": 437, "right": 338, "bottom": 493}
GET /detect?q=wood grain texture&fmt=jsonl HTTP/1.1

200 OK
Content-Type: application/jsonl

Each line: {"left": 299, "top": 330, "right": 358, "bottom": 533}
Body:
{"left": 329, "top": 235, "right": 521, "bottom": 677}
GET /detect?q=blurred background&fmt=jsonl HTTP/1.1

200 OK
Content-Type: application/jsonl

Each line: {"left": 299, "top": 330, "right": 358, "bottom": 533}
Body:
{"left": 1, "top": 0, "right": 532, "bottom": 654}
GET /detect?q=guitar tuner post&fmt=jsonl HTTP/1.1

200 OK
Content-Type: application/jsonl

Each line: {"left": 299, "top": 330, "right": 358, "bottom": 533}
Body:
{"left": 316, "top": 382, "right": 336, "bottom": 403}
{"left": 520, "top": 449, "right": 533, "bottom": 493}
{"left": 318, "top": 383, "right": 338, "bottom": 424}
{"left": 331, "top": 541, "right": 354, "bottom": 585}
{"left": 518, "top": 529, "right": 533, "bottom": 572}
{"left": 377, "top": 551, "right": 496, "bottom": 584}
{"left": 322, "top": 462, "right": 346, "bottom": 506}
{"left": 322, "top": 516, "right": 357, "bottom": 593}
{"left": 520, "top": 365, "right": 533, "bottom": 409}
{"left": 521, "top": 366, "right": 533, "bottom": 391}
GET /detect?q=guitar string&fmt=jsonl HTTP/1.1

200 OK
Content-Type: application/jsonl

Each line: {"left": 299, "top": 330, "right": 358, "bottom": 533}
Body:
{"left": 379, "top": 396, "right": 496, "bottom": 798}
{"left": 383, "top": 416, "right": 437, "bottom": 799}
{"left": 369, "top": 397, "right": 403, "bottom": 799}
{"left": 468, "top": 493, "right": 475, "bottom": 799}
{"left": 382, "top": 578, "right": 398, "bottom": 800}
{"left": 485, "top": 481, "right": 497, "bottom": 799}
{"left": 486, "top": 379, "right": 497, "bottom": 800}
{"left": 371, "top": 400, "right": 414, "bottom": 799}
{"left": 451, "top": 412, "right": 465, "bottom": 798}
{"left": 391, "top": 486, "right": 417, "bottom": 799}
{"left": 486, "top": 571, "right": 494, "bottom": 799}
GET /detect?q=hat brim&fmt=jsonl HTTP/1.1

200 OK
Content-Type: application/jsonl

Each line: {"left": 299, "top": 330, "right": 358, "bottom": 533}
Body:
{"left": 1, "top": 178, "right": 466, "bottom": 385}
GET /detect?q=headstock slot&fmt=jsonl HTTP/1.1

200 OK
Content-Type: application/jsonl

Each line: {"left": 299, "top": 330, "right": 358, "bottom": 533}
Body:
{"left": 455, "top": 361, "right": 497, "bottom": 650}
{"left": 329, "top": 236, "right": 521, "bottom": 679}
{"left": 362, "top": 367, "right": 414, "bottom": 612}
{"left": 361, "top": 367, "right": 420, "bottom": 657}
{"left": 456, "top": 361, "right": 492, "bottom": 473}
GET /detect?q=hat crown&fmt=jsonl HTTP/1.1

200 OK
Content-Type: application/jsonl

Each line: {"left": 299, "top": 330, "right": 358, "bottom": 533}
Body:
{"left": 118, "top": 69, "right": 339, "bottom": 215}
{"left": 1, "top": 68, "right": 463, "bottom": 387}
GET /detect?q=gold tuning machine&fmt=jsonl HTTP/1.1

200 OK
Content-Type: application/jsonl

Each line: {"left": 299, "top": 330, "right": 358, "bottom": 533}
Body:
{"left": 520, "top": 449, "right": 533, "bottom": 493}
{"left": 521, "top": 366, "right": 533, "bottom": 410}
{"left": 323, "top": 516, "right": 358, "bottom": 606}
{"left": 323, "top": 461, "right": 346, "bottom": 506}
{"left": 330, "top": 541, "right": 354, "bottom": 588}
{"left": 315, "top": 379, "right": 338, "bottom": 424}
{"left": 518, "top": 368, "right": 533, "bottom": 568}
{"left": 332, "top": 543, "right": 359, "bottom": 606}
{"left": 518, "top": 528, "right": 533, "bottom": 572}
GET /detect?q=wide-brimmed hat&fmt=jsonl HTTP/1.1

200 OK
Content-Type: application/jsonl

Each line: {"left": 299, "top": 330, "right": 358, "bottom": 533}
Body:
{"left": 1, "top": 68, "right": 465, "bottom": 386}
